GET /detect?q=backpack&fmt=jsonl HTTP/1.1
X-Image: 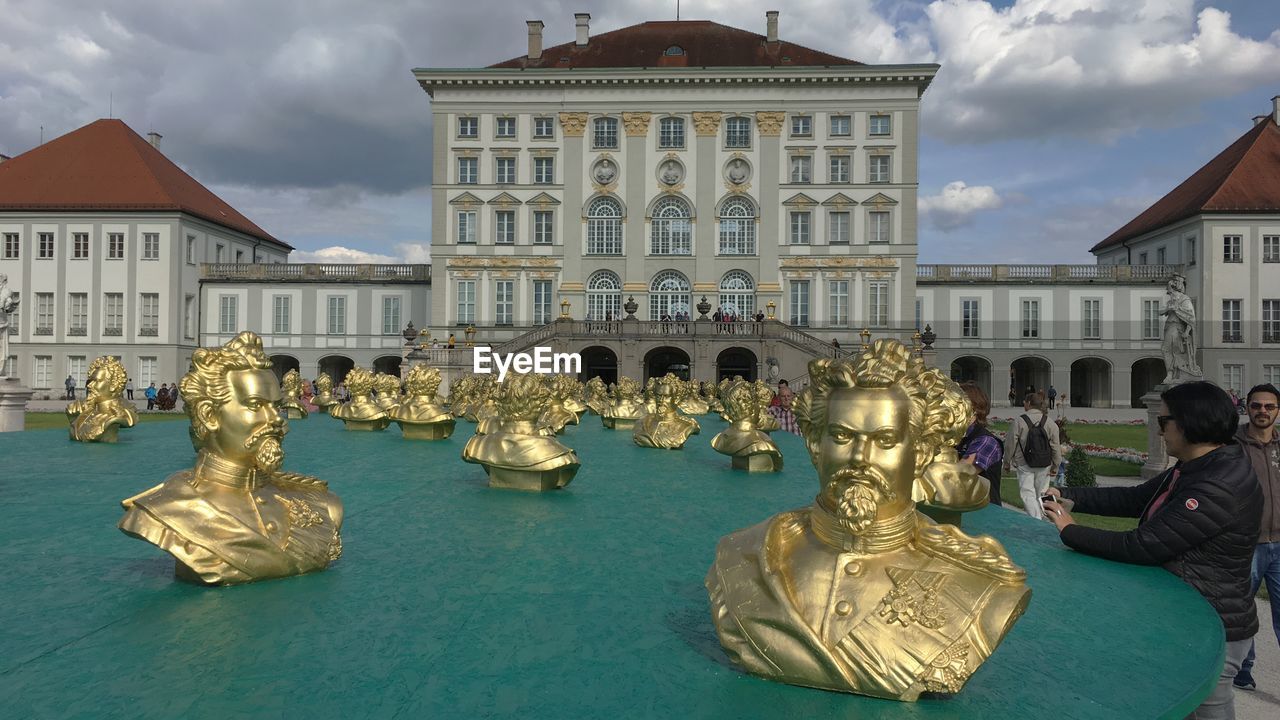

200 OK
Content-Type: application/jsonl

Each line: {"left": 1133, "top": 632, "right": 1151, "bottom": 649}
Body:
{"left": 1019, "top": 413, "right": 1053, "bottom": 469}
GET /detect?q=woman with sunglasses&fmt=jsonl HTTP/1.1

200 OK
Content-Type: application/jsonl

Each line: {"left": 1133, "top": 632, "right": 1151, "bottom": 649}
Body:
{"left": 1042, "top": 381, "right": 1261, "bottom": 720}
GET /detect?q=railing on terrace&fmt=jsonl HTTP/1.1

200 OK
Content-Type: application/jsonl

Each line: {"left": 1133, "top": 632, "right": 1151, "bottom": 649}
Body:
{"left": 201, "top": 263, "right": 431, "bottom": 282}
{"left": 917, "top": 264, "right": 1181, "bottom": 283}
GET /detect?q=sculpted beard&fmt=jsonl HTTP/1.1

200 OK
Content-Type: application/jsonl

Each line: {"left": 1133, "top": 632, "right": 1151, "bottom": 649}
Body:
{"left": 826, "top": 466, "right": 895, "bottom": 534}
{"left": 244, "top": 424, "right": 286, "bottom": 472}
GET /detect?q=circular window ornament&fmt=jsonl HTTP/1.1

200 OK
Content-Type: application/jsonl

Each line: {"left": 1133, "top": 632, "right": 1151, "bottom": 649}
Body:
{"left": 725, "top": 157, "right": 751, "bottom": 185}
{"left": 657, "top": 158, "right": 684, "bottom": 186}
{"left": 592, "top": 157, "right": 618, "bottom": 186}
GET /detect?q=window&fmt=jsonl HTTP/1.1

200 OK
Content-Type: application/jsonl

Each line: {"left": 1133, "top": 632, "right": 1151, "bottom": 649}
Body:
{"left": 586, "top": 271, "right": 621, "bottom": 321}
{"left": 828, "top": 280, "right": 849, "bottom": 326}
{"left": 650, "top": 197, "right": 692, "bottom": 255}
{"left": 868, "top": 282, "right": 889, "bottom": 327}
{"left": 1021, "top": 299, "right": 1040, "bottom": 338}
{"left": 587, "top": 197, "right": 623, "bottom": 255}
{"left": 1156, "top": 247, "right": 1166, "bottom": 265}
{"left": 1263, "top": 299, "right": 1280, "bottom": 342}
{"left": 533, "top": 280, "right": 553, "bottom": 325}
{"left": 456, "top": 280, "right": 476, "bottom": 324}
{"left": 495, "top": 211, "right": 515, "bottom": 244}
{"left": 790, "top": 211, "right": 811, "bottom": 245}
{"left": 790, "top": 281, "right": 810, "bottom": 326}
{"left": 664, "top": 45, "right": 684, "bottom": 56}
{"left": 1223, "top": 235, "right": 1242, "bottom": 263}
{"left": 649, "top": 270, "right": 691, "bottom": 319}
{"left": 68, "top": 293, "right": 88, "bottom": 335}
{"left": 1223, "top": 364, "right": 1244, "bottom": 395}
{"left": 494, "top": 281, "right": 514, "bottom": 326}
{"left": 1138, "top": 252, "right": 1148, "bottom": 265}
{"left": 143, "top": 233, "right": 159, "bottom": 260}
{"left": 962, "top": 299, "right": 980, "bottom": 338}
{"left": 1082, "top": 299, "right": 1100, "bottom": 339}
{"left": 869, "top": 154, "right": 891, "bottom": 183}
{"left": 869, "top": 211, "right": 891, "bottom": 244}
{"left": 718, "top": 198, "right": 756, "bottom": 255}
{"left": 457, "top": 116, "right": 478, "bottom": 138}
{"left": 107, "top": 233, "right": 125, "bottom": 260}
{"left": 67, "top": 356, "right": 87, "bottom": 387}
{"left": 104, "top": 293, "right": 124, "bottom": 336}
{"left": 592, "top": 117, "right": 618, "bottom": 149}
{"left": 533, "top": 116, "right": 554, "bottom": 138}
{"left": 1222, "top": 299, "right": 1242, "bottom": 342}
{"left": 272, "top": 295, "right": 291, "bottom": 334}
{"left": 218, "top": 296, "right": 237, "bottom": 334}
{"left": 138, "top": 357, "right": 156, "bottom": 388}
{"left": 495, "top": 116, "right": 516, "bottom": 139}
{"left": 534, "top": 210, "right": 554, "bottom": 245}
{"left": 1264, "top": 235, "right": 1280, "bottom": 263}
{"left": 185, "top": 295, "right": 196, "bottom": 339}
{"left": 915, "top": 297, "right": 923, "bottom": 330}
{"left": 1187, "top": 237, "right": 1197, "bottom": 265}
{"left": 33, "top": 356, "right": 51, "bottom": 388}
{"left": 1142, "top": 299, "right": 1162, "bottom": 340}
{"left": 456, "top": 211, "right": 477, "bottom": 244}
{"left": 235, "top": 249, "right": 244, "bottom": 264}
{"left": 38, "top": 232, "right": 54, "bottom": 259}
{"left": 790, "top": 156, "right": 811, "bottom": 183}
{"left": 36, "top": 293, "right": 53, "bottom": 334}
{"left": 725, "top": 116, "right": 751, "bottom": 148}
{"left": 718, "top": 271, "right": 755, "bottom": 318}
{"left": 186, "top": 235, "right": 196, "bottom": 264}
{"left": 829, "top": 155, "right": 850, "bottom": 183}
{"left": 140, "top": 293, "right": 159, "bottom": 336}
{"left": 790, "top": 115, "right": 811, "bottom": 137}
{"left": 830, "top": 115, "right": 851, "bottom": 136}
{"left": 534, "top": 157, "right": 554, "bottom": 184}
{"left": 496, "top": 157, "right": 516, "bottom": 184}
{"left": 215, "top": 244, "right": 225, "bottom": 263}
{"left": 2, "top": 233, "right": 17, "bottom": 259}
{"left": 72, "top": 233, "right": 89, "bottom": 259}
{"left": 457, "top": 157, "right": 478, "bottom": 184}
{"left": 659, "top": 117, "right": 685, "bottom": 148}
{"left": 869, "top": 114, "right": 891, "bottom": 136}
{"left": 327, "top": 296, "right": 346, "bottom": 335}
{"left": 1265, "top": 365, "right": 1280, "bottom": 386}
{"left": 829, "top": 211, "right": 850, "bottom": 244}
{"left": 382, "top": 296, "right": 401, "bottom": 335}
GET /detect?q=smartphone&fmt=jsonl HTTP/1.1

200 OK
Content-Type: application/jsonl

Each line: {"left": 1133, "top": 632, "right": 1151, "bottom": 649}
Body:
{"left": 1040, "top": 494, "right": 1057, "bottom": 504}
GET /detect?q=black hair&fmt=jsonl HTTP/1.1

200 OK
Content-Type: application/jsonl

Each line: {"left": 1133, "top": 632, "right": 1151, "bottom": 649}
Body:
{"left": 1246, "top": 383, "right": 1280, "bottom": 404}
{"left": 1160, "top": 381, "right": 1238, "bottom": 445}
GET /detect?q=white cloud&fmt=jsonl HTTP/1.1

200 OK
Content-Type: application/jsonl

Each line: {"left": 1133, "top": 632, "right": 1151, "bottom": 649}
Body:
{"left": 920, "top": 180, "right": 1004, "bottom": 230}
{"left": 288, "top": 242, "right": 430, "bottom": 264}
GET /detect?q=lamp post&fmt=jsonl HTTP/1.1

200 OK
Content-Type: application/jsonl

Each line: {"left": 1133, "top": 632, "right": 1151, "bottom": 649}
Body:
{"left": 765, "top": 300, "right": 776, "bottom": 320}
{"left": 911, "top": 331, "right": 923, "bottom": 358}
{"left": 464, "top": 324, "right": 476, "bottom": 348}
{"left": 859, "top": 328, "right": 872, "bottom": 351}
{"left": 559, "top": 298, "right": 571, "bottom": 320}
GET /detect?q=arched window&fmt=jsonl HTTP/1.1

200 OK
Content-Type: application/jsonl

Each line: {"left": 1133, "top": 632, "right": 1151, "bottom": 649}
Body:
{"left": 718, "top": 198, "right": 756, "bottom": 255}
{"left": 650, "top": 197, "right": 692, "bottom": 255}
{"left": 649, "top": 270, "right": 691, "bottom": 319}
{"left": 586, "top": 270, "right": 622, "bottom": 321}
{"left": 586, "top": 197, "right": 623, "bottom": 255}
{"left": 664, "top": 45, "right": 685, "bottom": 56}
{"left": 718, "top": 271, "right": 756, "bottom": 319}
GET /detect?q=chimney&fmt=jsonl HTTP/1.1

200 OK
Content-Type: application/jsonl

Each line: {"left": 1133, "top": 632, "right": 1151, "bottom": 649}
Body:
{"left": 575, "top": 13, "right": 590, "bottom": 46}
{"left": 1255, "top": 115, "right": 1269, "bottom": 126}
{"left": 1273, "top": 95, "right": 1279, "bottom": 124}
{"left": 766, "top": 11, "right": 779, "bottom": 43}
{"left": 147, "top": 131, "right": 162, "bottom": 150}
{"left": 527, "top": 20, "right": 544, "bottom": 59}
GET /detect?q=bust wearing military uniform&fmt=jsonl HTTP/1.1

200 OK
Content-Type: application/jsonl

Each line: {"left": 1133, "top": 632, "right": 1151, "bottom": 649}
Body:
{"left": 706, "top": 340, "right": 1029, "bottom": 700}
{"left": 118, "top": 332, "right": 343, "bottom": 585}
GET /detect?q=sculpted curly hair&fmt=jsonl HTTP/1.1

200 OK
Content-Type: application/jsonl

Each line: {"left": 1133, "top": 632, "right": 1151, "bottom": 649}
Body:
{"left": 404, "top": 365, "right": 442, "bottom": 397}
{"left": 87, "top": 355, "right": 128, "bottom": 397}
{"left": 497, "top": 373, "right": 551, "bottom": 420}
{"left": 343, "top": 367, "right": 376, "bottom": 396}
{"left": 793, "top": 339, "right": 971, "bottom": 476}
{"left": 181, "top": 332, "right": 274, "bottom": 447}
{"left": 281, "top": 369, "right": 302, "bottom": 393}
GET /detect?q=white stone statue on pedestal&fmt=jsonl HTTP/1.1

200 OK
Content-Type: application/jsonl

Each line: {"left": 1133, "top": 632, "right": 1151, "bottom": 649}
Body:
{"left": 0, "top": 274, "right": 18, "bottom": 378}
{"left": 1160, "top": 274, "right": 1201, "bottom": 384}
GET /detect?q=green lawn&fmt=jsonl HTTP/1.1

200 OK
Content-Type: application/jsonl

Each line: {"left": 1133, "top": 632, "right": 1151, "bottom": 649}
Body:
{"left": 24, "top": 412, "right": 187, "bottom": 431}
{"left": 990, "top": 420, "right": 1147, "bottom": 452}
{"left": 998, "top": 474, "right": 1139, "bottom": 532}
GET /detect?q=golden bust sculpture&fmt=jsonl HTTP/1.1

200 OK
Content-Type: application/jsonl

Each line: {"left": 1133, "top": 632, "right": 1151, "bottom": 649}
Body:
{"left": 676, "top": 378, "right": 709, "bottom": 415}
{"left": 374, "top": 373, "right": 403, "bottom": 412}
{"left": 582, "top": 376, "right": 609, "bottom": 415}
{"left": 634, "top": 375, "right": 700, "bottom": 449}
{"left": 706, "top": 340, "right": 1030, "bottom": 701}
{"left": 539, "top": 374, "right": 582, "bottom": 434}
{"left": 67, "top": 355, "right": 138, "bottom": 442}
{"left": 330, "top": 367, "right": 390, "bottom": 431}
{"left": 311, "top": 372, "right": 338, "bottom": 411}
{"left": 118, "top": 332, "right": 343, "bottom": 585}
{"left": 602, "top": 376, "right": 646, "bottom": 430}
{"left": 278, "top": 369, "right": 309, "bottom": 419}
{"left": 703, "top": 380, "right": 724, "bottom": 414}
{"left": 462, "top": 373, "right": 580, "bottom": 491}
{"left": 388, "top": 364, "right": 455, "bottom": 440}
{"left": 711, "top": 379, "right": 783, "bottom": 472}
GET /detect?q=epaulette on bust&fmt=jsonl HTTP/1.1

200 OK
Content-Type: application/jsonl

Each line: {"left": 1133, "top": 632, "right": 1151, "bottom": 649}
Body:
{"left": 272, "top": 471, "right": 329, "bottom": 489}
{"left": 915, "top": 521, "right": 1026, "bottom": 585}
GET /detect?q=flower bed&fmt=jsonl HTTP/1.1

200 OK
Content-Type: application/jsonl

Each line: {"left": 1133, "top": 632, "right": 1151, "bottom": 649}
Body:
{"left": 989, "top": 430, "right": 1147, "bottom": 464}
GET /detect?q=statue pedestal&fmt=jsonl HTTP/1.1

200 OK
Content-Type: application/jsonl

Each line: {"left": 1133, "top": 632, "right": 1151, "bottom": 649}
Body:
{"left": 484, "top": 464, "right": 578, "bottom": 492}
{"left": 731, "top": 453, "right": 782, "bottom": 472}
{"left": 285, "top": 407, "right": 306, "bottom": 420}
{"left": 341, "top": 417, "right": 390, "bottom": 432}
{"left": 1141, "top": 386, "right": 1176, "bottom": 480}
{"left": 396, "top": 419, "right": 455, "bottom": 440}
{"left": 0, "top": 377, "right": 34, "bottom": 432}
{"left": 602, "top": 417, "right": 637, "bottom": 431}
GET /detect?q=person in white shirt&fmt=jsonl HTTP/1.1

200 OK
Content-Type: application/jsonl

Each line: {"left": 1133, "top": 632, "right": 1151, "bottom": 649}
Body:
{"left": 1003, "top": 390, "right": 1063, "bottom": 519}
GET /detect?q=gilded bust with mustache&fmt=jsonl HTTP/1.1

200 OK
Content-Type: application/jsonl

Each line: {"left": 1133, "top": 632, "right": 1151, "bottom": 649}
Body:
{"left": 706, "top": 340, "right": 1029, "bottom": 700}
{"left": 118, "top": 332, "right": 344, "bottom": 585}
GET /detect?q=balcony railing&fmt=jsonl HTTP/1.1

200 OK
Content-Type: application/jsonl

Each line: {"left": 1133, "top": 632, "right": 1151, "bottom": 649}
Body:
{"left": 917, "top": 264, "right": 1182, "bottom": 283}
{"left": 201, "top": 263, "right": 431, "bottom": 283}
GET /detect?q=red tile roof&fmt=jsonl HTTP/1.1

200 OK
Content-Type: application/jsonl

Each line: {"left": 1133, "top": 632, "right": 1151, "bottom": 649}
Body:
{"left": 489, "top": 20, "right": 862, "bottom": 69}
{"left": 1093, "top": 116, "right": 1280, "bottom": 253}
{"left": 0, "top": 119, "right": 287, "bottom": 248}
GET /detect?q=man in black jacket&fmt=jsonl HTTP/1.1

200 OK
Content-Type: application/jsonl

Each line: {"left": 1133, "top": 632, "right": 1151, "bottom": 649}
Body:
{"left": 1043, "top": 381, "right": 1261, "bottom": 720}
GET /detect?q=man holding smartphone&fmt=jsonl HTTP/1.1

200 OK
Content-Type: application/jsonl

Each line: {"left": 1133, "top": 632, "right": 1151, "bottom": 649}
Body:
{"left": 1232, "top": 383, "right": 1280, "bottom": 692}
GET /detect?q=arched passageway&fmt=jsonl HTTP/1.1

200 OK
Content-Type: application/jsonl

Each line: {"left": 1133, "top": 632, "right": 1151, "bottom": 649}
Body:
{"left": 950, "top": 356, "right": 993, "bottom": 405}
{"left": 579, "top": 346, "right": 618, "bottom": 385}
{"left": 644, "top": 346, "right": 691, "bottom": 381}
{"left": 1130, "top": 358, "right": 1166, "bottom": 407}
{"left": 1071, "top": 357, "right": 1112, "bottom": 408}
{"left": 373, "top": 355, "right": 403, "bottom": 377}
{"left": 716, "top": 347, "right": 757, "bottom": 381}
{"left": 318, "top": 355, "right": 354, "bottom": 386}
{"left": 270, "top": 355, "right": 299, "bottom": 383}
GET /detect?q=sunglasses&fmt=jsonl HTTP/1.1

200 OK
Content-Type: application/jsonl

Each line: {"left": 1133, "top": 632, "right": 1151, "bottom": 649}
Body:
{"left": 1156, "top": 415, "right": 1175, "bottom": 430}
{"left": 1249, "top": 402, "right": 1279, "bottom": 412}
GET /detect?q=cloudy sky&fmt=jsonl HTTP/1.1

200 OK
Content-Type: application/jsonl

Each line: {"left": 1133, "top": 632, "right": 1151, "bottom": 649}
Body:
{"left": 1, "top": 0, "right": 1277, "bottom": 264}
